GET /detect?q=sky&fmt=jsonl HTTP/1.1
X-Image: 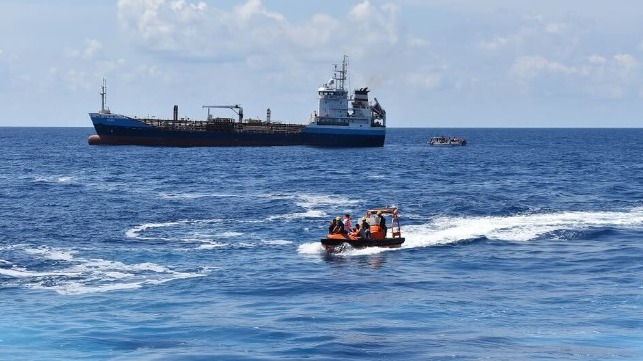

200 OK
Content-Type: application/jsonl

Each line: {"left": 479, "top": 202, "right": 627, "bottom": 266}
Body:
{"left": 1, "top": 0, "right": 643, "bottom": 128}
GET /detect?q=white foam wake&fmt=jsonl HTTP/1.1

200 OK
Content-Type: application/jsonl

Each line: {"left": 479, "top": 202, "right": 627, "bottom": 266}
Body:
{"left": 404, "top": 207, "right": 643, "bottom": 248}
{"left": 298, "top": 207, "right": 643, "bottom": 255}
{"left": 0, "top": 245, "right": 209, "bottom": 295}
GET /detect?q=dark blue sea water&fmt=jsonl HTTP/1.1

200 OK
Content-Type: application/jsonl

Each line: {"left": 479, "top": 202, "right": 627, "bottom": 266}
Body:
{"left": 0, "top": 127, "right": 641, "bottom": 360}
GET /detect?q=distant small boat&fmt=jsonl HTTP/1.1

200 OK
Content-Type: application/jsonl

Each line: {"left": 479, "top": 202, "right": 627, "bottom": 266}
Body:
{"left": 321, "top": 207, "right": 405, "bottom": 252}
{"left": 429, "top": 136, "right": 467, "bottom": 146}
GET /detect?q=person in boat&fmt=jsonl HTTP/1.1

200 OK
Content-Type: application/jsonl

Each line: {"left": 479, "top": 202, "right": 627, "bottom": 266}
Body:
{"left": 366, "top": 211, "right": 377, "bottom": 226}
{"left": 390, "top": 208, "right": 401, "bottom": 238}
{"left": 328, "top": 218, "right": 337, "bottom": 234}
{"left": 343, "top": 214, "right": 352, "bottom": 234}
{"left": 377, "top": 211, "right": 387, "bottom": 238}
{"left": 332, "top": 216, "right": 346, "bottom": 234}
{"left": 349, "top": 223, "right": 361, "bottom": 239}
{"left": 360, "top": 216, "right": 371, "bottom": 240}
{"left": 329, "top": 216, "right": 342, "bottom": 234}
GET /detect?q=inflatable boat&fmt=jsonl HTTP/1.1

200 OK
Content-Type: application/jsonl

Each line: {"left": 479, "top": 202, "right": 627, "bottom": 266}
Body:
{"left": 321, "top": 208, "right": 405, "bottom": 252}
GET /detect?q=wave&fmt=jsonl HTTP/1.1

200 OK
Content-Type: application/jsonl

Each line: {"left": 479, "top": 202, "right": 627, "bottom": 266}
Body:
{"left": 0, "top": 245, "right": 208, "bottom": 295}
{"left": 33, "top": 175, "right": 77, "bottom": 185}
{"left": 158, "top": 191, "right": 249, "bottom": 200}
{"left": 267, "top": 209, "right": 326, "bottom": 221}
{"left": 268, "top": 193, "right": 358, "bottom": 220}
{"left": 126, "top": 219, "right": 226, "bottom": 241}
{"left": 125, "top": 218, "right": 291, "bottom": 250}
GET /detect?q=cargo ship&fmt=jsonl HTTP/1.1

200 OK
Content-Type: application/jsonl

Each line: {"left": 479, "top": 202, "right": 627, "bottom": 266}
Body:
{"left": 88, "top": 56, "right": 387, "bottom": 147}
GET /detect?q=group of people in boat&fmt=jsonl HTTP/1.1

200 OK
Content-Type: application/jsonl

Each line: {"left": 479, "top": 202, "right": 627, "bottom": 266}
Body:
{"left": 328, "top": 210, "right": 387, "bottom": 240}
{"left": 429, "top": 136, "right": 467, "bottom": 146}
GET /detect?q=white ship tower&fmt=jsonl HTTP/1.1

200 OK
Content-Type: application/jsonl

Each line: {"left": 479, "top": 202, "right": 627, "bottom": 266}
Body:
{"left": 310, "top": 56, "right": 386, "bottom": 129}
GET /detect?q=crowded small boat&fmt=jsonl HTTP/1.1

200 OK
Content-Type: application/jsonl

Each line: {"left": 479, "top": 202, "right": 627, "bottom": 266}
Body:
{"left": 321, "top": 207, "right": 405, "bottom": 252}
{"left": 429, "top": 136, "right": 467, "bottom": 146}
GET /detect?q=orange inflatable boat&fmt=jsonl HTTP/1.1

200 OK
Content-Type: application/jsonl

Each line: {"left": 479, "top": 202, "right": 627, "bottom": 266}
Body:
{"left": 321, "top": 208, "right": 405, "bottom": 252}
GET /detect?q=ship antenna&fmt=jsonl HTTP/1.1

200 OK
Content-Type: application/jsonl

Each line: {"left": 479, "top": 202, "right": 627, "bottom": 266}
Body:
{"left": 99, "top": 78, "right": 111, "bottom": 114}
{"left": 345, "top": 55, "right": 351, "bottom": 92}
{"left": 332, "top": 55, "right": 348, "bottom": 91}
{"left": 101, "top": 79, "right": 106, "bottom": 112}
{"left": 100, "top": 78, "right": 107, "bottom": 113}
{"left": 339, "top": 55, "right": 347, "bottom": 91}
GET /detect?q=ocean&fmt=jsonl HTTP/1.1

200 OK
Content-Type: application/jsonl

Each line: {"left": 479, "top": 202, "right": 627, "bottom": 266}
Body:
{"left": 0, "top": 127, "right": 641, "bottom": 360}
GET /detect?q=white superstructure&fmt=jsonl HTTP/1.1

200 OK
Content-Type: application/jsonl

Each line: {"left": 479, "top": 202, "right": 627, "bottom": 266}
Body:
{"left": 308, "top": 56, "right": 386, "bottom": 129}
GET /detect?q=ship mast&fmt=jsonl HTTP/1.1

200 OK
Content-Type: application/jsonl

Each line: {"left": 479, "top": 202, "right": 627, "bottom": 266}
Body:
{"left": 99, "top": 78, "right": 110, "bottom": 114}
{"left": 334, "top": 55, "right": 348, "bottom": 91}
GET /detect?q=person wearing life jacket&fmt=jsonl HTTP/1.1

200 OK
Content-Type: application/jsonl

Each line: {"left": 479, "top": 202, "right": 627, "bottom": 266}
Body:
{"left": 348, "top": 222, "right": 361, "bottom": 240}
{"left": 343, "top": 214, "right": 352, "bottom": 233}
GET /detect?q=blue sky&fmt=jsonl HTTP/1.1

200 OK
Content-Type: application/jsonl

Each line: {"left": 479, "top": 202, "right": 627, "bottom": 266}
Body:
{"left": 1, "top": 0, "right": 642, "bottom": 127}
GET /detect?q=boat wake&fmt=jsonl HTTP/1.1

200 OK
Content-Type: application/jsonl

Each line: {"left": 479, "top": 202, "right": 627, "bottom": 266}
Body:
{"left": 298, "top": 207, "right": 643, "bottom": 256}
{"left": 404, "top": 207, "right": 643, "bottom": 248}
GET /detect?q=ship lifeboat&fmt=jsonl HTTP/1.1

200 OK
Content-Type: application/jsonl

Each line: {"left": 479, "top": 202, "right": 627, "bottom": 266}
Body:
{"left": 321, "top": 207, "right": 405, "bottom": 252}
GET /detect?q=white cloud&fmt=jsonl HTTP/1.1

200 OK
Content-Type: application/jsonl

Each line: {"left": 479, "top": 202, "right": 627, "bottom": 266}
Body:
{"left": 477, "top": 14, "right": 580, "bottom": 56}
{"left": 509, "top": 53, "right": 642, "bottom": 99}
{"left": 614, "top": 53, "right": 638, "bottom": 71}
{"left": 117, "top": 0, "right": 211, "bottom": 54}
{"left": 288, "top": 14, "right": 339, "bottom": 48}
{"left": 116, "top": 0, "right": 290, "bottom": 58}
{"left": 115, "top": 0, "right": 400, "bottom": 62}
{"left": 235, "top": 0, "right": 284, "bottom": 23}
{"left": 348, "top": 1, "right": 399, "bottom": 46}
{"left": 510, "top": 56, "right": 579, "bottom": 78}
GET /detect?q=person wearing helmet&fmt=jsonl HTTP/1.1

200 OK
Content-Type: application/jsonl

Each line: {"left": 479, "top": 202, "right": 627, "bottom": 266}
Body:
{"left": 331, "top": 216, "right": 345, "bottom": 234}
{"left": 328, "top": 217, "right": 337, "bottom": 234}
{"left": 360, "top": 216, "right": 371, "bottom": 240}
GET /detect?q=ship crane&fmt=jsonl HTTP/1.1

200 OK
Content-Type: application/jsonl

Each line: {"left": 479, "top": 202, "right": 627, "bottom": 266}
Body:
{"left": 202, "top": 105, "right": 244, "bottom": 123}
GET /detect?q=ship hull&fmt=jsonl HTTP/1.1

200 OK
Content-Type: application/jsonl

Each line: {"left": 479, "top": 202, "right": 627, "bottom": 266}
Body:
{"left": 89, "top": 114, "right": 385, "bottom": 147}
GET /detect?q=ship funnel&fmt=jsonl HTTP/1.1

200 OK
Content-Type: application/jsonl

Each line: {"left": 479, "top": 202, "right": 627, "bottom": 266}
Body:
{"left": 173, "top": 105, "right": 178, "bottom": 121}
